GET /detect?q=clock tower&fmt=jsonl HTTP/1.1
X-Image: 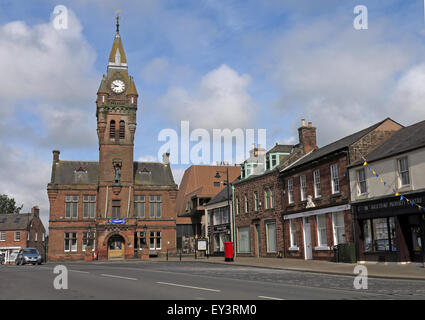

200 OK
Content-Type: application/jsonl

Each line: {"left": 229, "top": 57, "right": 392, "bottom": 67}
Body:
{"left": 96, "top": 16, "right": 138, "bottom": 217}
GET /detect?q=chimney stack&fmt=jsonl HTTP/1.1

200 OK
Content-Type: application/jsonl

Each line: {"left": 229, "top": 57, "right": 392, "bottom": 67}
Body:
{"left": 298, "top": 120, "right": 317, "bottom": 154}
{"left": 31, "top": 206, "right": 39, "bottom": 217}
{"left": 53, "top": 150, "right": 60, "bottom": 163}
{"left": 162, "top": 152, "right": 170, "bottom": 165}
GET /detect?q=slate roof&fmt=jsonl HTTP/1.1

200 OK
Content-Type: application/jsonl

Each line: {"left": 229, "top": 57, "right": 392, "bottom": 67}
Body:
{"left": 267, "top": 144, "right": 293, "bottom": 154}
{"left": 0, "top": 213, "right": 33, "bottom": 231}
{"left": 207, "top": 185, "right": 232, "bottom": 206}
{"left": 51, "top": 161, "right": 176, "bottom": 186}
{"left": 281, "top": 118, "right": 396, "bottom": 172}
{"left": 350, "top": 119, "right": 425, "bottom": 166}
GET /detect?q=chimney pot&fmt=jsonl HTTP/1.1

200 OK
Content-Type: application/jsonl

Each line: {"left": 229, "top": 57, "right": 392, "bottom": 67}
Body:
{"left": 301, "top": 119, "right": 306, "bottom": 127}
{"left": 31, "top": 206, "right": 39, "bottom": 217}
{"left": 308, "top": 122, "right": 312, "bottom": 128}
{"left": 162, "top": 152, "right": 170, "bottom": 165}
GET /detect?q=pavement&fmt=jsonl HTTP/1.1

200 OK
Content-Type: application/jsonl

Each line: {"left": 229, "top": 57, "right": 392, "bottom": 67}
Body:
{"left": 153, "top": 255, "right": 425, "bottom": 280}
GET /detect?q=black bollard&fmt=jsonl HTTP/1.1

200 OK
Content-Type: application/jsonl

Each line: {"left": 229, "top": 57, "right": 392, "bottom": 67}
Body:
{"left": 179, "top": 250, "right": 182, "bottom": 261}
{"left": 166, "top": 249, "right": 168, "bottom": 261}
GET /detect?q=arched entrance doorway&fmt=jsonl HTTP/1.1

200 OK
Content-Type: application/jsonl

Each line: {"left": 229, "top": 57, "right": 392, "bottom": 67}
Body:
{"left": 108, "top": 234, "right": 125, "bottom": 259}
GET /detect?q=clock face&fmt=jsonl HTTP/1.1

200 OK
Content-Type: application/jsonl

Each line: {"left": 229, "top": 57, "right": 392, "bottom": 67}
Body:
{"left": 111, "top": 79, "right": 125, "bottom": 94}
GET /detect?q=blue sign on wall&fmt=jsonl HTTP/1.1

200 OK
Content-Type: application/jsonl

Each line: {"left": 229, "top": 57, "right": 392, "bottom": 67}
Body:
{"left": 109, "top": 219, "right": 126, "bottom": 224}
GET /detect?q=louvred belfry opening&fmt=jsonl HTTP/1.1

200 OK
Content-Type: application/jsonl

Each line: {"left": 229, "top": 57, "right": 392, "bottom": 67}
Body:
{"left": 119, "top": 120, "right": 125, "bottom": 139}
{"left": 110, "top": 120, "right": 116, "bottom": 139}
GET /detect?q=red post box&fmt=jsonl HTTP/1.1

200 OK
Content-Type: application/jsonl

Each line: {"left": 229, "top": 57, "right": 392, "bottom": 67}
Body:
{"left": 224, "top": 242, "right": 234, "bottom": 262}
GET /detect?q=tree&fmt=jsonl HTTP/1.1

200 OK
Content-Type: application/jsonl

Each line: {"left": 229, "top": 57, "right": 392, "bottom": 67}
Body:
{"left": 0, "top": 194, "right": 23, "bottom": 214}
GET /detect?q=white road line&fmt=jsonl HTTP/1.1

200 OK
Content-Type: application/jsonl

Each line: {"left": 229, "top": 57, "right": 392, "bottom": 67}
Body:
{"left": 156, "top": 281, "right": 221, "bottom": 292}
{"left": 69, "top": 270, "right": 90, "bottom": 274}
{"left": 258, "top": 295, "right": 285, "bottom": 300}
{"left": 100, "top": 274, "right": 137, "bottom": 281}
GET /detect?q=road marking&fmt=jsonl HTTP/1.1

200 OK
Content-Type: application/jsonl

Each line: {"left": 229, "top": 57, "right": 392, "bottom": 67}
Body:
{"left": 100, "top": 274, "right": 137, "bottom": 281}
{"left": 156, "top": 281, "right": 220, "bottom": 292}
{"left": 258, "top": 295, "right": 285, "bottom": 300}
{"left": 69, "top": 270, "right": 89, "bottom": 274}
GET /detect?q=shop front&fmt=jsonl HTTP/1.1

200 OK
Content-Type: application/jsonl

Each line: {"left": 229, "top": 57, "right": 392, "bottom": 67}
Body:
{"left": 353, "top": 192, "right": 425, "bottom": 263}
{"left": 212, "top": 224, "right": 231, "bottom": 256}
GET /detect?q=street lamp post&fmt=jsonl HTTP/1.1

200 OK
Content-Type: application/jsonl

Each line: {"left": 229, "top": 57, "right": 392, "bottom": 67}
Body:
{"left": 215, "top": 168, "right": 235, "bottom": 258}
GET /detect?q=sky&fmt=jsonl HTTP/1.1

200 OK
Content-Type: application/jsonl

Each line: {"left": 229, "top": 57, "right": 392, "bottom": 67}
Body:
{"left": 1, "top": 0, "right": 425, "bottom": 229}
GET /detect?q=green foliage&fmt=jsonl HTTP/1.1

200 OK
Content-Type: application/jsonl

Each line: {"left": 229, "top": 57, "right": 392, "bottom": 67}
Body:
{"left": 0, "top": 194, "right": 23, "bottom": 214}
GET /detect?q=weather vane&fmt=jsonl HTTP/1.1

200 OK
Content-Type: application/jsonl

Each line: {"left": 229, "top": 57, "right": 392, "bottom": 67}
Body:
{"left": 115, "top": 10, "right": 121, "bottom": 33}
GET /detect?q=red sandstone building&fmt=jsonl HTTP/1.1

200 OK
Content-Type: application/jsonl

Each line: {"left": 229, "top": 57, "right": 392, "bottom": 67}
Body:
{"left": 47, "top": 20, "right": 178, "bottom": 261}
{"left": 175, "top": 165, "right": 240, "bottom": 253}
{"left": 280, "top": 118, "right": 402, "bottom": 261}
{"left": 0, "top": 206, "right": 46, "bottom": 263}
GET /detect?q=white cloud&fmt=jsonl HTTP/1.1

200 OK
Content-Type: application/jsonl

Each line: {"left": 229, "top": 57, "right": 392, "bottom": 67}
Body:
{"left": 265, "top": 17, "right": 423, "bottom": 145}
{"left": 140, "top": 57, "right": 169, "bottom": 84}
{"left": 170, "top": 166, "right": 186, "bottom": 187}
{"left": 159, "top": 64, "right": 258, "bottom": 129}
{"left": 0, "top": 143, "right": 51, "bottom": 231}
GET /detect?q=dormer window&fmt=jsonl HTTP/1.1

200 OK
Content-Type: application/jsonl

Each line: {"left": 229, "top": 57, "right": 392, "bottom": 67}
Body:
{"left": 119, "top": 120, "right": 125, "bottom": 139}
{"left": 109, "top": 120, "right": 116, "bottom": 140}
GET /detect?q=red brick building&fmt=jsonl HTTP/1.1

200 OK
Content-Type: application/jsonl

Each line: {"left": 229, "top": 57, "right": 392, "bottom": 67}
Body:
{"left": 47, "top": 20, "right": 178, "bottom": 261}
{"left": 0, "top": 206, "right": 46, "bottom": 263}
{"left": 233, "top": 139, "right": 308, "bottom": 258}
{"left": 280, "top": 118, "right": 402, "bottom": 261}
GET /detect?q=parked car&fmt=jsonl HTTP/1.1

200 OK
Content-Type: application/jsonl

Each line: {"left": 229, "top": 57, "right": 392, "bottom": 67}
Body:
{"left": 15, "top": 248, "right": 42, "bottom": 265}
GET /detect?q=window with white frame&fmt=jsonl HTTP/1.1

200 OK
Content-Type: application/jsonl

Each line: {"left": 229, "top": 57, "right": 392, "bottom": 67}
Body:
{"left": 264, "top": 188, "right": 269, "bottom": 209}
{"left": 64, "top": 232, "right": 77, "bottom": 252}
{"left": 290, "top": 219, "right": 298, "bottom": 248}
{"left": 65, "top": 195, "right": 79, "bottom": 219}
{"left": 35, "top": 233, "right": 38, "bottom": 242}
{"left": 333, "top": 212, "right": 346, "bottom": 245}
{"left": 254, "top": 192, "right": 259, "bottom": 211}
{"left": 270, "top": 188, "right": 274, "bottom": 208}
{"left": 288, "top": 179, "right": 294, "bottom": 204}
{"left": 357, "top": 168, "right": 367, "bottom": 195}
{"left": 317, "top": 215, "right": 328, "bottom": 247}
{"left": 313, "top": 170, "right": 321, "bottom": 198}
{"left": 330, "top": 164, "right": 340, "bottom": 194}
{"left": 266, "top": 222, "right": 277, "bottom": 253}
{"left": 398, "top": 157, "right": 410, "bottom": 187}
{"left": 300, "top": 175, "right": 307, "bottom": 201}
{"left": 244, "top": 194, "right": 249, "bottom": 213}
{"left": 237, "top": 226, "right": 250, "bottom": 253}
{"left": 150, "top": 231, "right": 161, "bottom": 250}
{"left": 0, "top": 232, "right": 5, "bottom": 241}
{"left": 235, "top": 196, "right": 240, "bottom": 215}
{"left": 14, "top": 232, "right": 20, "bottom": 241}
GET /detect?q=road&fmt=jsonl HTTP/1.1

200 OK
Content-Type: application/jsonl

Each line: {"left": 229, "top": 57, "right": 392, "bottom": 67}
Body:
{"left": 1, "top": 261, "right": 425, "bottom": 300}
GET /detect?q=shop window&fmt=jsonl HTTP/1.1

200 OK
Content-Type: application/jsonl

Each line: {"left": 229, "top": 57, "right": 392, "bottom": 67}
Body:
{"left": 150, "top": 231, "right": 161, "bottom": 250}
{"left": 363, "top": 220, "right": 372, "bottom": 252}
{"left": 364, "top": 217, "right": 397, "bottom": 252}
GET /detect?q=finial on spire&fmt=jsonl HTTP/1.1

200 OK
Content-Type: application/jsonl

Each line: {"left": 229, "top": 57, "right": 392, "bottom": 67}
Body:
{"left": 115, "top": 10, "right": 121, "bottom": 33}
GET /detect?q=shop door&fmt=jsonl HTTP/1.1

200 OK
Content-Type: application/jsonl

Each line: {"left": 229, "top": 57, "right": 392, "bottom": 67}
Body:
{"left": 410, "top": 225, "right": 423, "bottom": 262}
{"left": 303, "top": 217, "right": 313, "bottom": 260}
{"left": 108, "top": 235, "right": 125, "bottom": 259}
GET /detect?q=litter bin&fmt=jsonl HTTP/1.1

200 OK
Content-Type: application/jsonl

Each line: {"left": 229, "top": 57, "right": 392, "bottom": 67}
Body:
{"left": 224, "top": 242, "right": 234, "bottom": 262}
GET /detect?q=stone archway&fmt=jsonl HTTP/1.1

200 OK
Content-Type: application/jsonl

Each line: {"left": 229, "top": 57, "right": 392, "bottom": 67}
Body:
{"left": 107, "top": 234, "right": 125, "bottom": 259}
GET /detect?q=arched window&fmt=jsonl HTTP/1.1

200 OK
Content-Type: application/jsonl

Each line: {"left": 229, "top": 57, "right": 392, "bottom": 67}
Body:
{"left": 119, "top": 120, "right": 125, "bottom": 139}
{"left": 109, "top": 120, "right": 116, "bottom": 139}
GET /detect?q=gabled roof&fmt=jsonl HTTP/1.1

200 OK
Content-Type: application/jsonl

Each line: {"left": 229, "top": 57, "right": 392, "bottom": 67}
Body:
{"left": 267, "top": 144, "right": 293, "bottom": 154}
{"left": 50, "top": 161, "right": 176, "bottom": 186}
{"left": 207, "top": 185, "right": 232, "bottom": 206}
{"left": 351, "top": 119, "right": 425, "bottom": 166}
{"left": 175, "top": 165, "right": 240, "bottom": 216}
{"left": 0, "top": 213, "right": 33, "bottom": 231}
{"left": 281, "top": 118, "right": 400, "bottom": 172}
